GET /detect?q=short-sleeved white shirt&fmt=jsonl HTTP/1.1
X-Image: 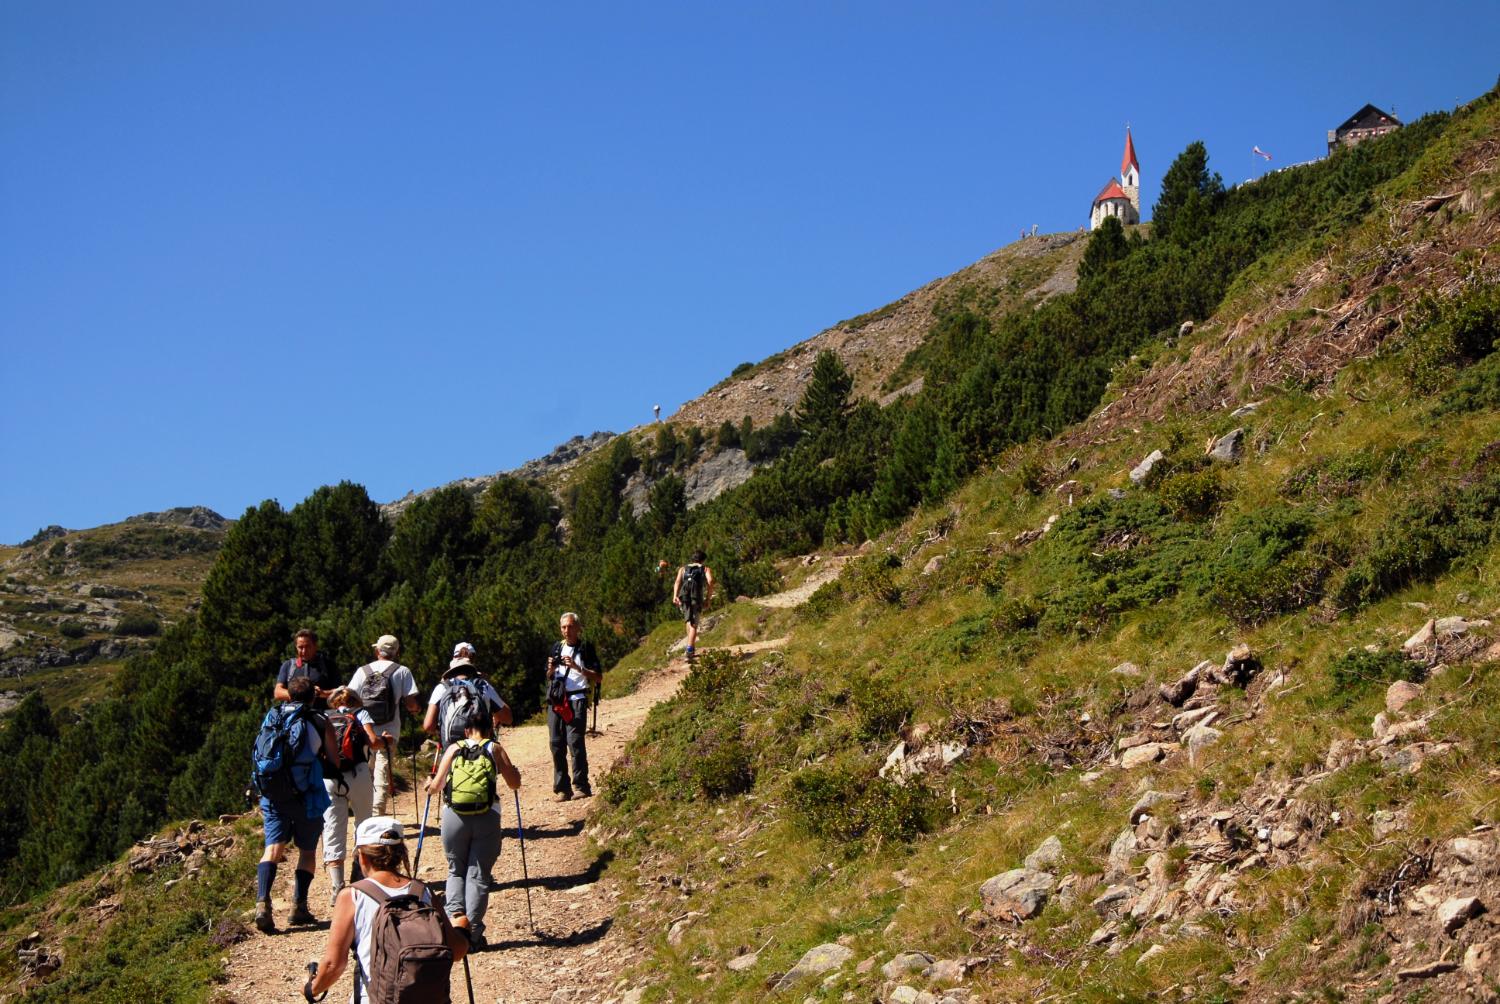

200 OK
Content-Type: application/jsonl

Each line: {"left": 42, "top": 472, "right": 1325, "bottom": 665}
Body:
{"left": 554, "top": 644, "right": 592, "bottom": 695}
{"left": 427, "top": 677, "right": 507, "bottom": 712}
{"left": 347, "top": 660, "right": 417, "bottom": 733}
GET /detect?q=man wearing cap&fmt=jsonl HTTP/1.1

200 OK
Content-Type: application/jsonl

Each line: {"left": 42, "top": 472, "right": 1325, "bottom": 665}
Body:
{"left": 547, "top": 612, "right": 602, "bottom": 800}
{"left": 348, "top": 635, "right": 421, "bottom": 816}
{"left": 273, "top": 628, "right": 338, "bottom": 711}
{"left": 423, "top": 642, "right": 513, "bottom": 745}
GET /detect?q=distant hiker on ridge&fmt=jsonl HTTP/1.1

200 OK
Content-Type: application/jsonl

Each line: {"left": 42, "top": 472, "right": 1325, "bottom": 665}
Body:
{"left": 348, "top": 634, "right": 421, "bottom": 816}
{"left": 274, "top": 628, "right": 337, "bottom": 711}
{"left": 672, "top": 550, "right": 715, "bottom": 661}
{"left": 423, "top": 642, "right": 512, "bottom": 746}
{"left": 251, "top": 674, "right": 335, "bottom": 933}
{"left": 547, "top": 612, "right": 601, "bottom": 801}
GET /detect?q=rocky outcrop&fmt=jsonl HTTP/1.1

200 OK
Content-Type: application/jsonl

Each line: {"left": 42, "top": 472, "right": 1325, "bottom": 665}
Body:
{"left": 123, "top": 506, "right": 229, "bottom": 531}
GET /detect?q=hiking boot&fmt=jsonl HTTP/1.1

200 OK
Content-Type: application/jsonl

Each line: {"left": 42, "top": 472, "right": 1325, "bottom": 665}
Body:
{"left": 577, "top": 785, "right": 593, "bottom": 799}
{"left": 289, "top": 902, "right": 316, "bottom": 926}
{"left": 554, "top": 791, "right": 573, "bottom": 802}
{"left": 254, "top": 899, "right": 275, "bottom": 934}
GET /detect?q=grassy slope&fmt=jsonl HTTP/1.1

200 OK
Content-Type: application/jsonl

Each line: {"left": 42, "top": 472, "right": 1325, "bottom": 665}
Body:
{"left": 586, "top": 99, "right": 1500, "bottom": 1002}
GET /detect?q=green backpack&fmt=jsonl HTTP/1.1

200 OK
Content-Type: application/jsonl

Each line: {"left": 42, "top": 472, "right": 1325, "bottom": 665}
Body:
{"left": 446, "top": 739, "right": 497, "bottom": 815}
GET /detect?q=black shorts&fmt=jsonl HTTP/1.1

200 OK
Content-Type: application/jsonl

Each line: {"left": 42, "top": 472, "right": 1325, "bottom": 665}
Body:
{"left": 682, "top": 602, "right": 701, "bottom": 627}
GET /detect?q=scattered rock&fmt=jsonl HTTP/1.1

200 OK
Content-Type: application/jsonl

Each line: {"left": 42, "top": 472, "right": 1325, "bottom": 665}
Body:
{"left": 1179, "top": 320, "right": 1195, "bottom": 338}
{"left": 881, "top": 952, "right": 934, "bottom": 980}
{"left": 978, "top": 868, "right": 1055, "bottom": 921}
{"left": 1436, "top": 615, "right": 1487, "bottom": 637}
{"left": 772, "top": 944, "right": 854, "bottom": 991}
{"left": 1464, "top": 940, "right": 1496, "bottom": 978}
{"left": 667, "top": 911, "right": 705, "bottom": 946}
{"left": 1208, "top": 428, "right": 1245, "bottom": 463}
{"left": 1230, "top": 400, "right": 1263, "bottom": 419}
{"left": 1372, "top": 809, "right": 1408, "bottom": 839}
{"left": 1136, "top": 944, "right": 1166, "bottom": 967}
{"left": 927, "top": 958, "right": 965, "bottom": 984}
{"left": 1092, "top": 884, "right": 1135, "bottom": 918}
{"left": 1183, "top": 724, "right": 1224, "bottom": 765}
{"left": 1158, "top": 665, "right": 1201, "bottom": 707}
{"left": 1121, "top": 743, "right": 1170, "bottom": 769}
{"left": 1110, "top": 661, "right": 1142, "bottom": 677}
{"left": 727, "top": 953, "right": 759, "bottom": 972}
{"left": 1024, "top": 835, "right": 1064, "bottom": 872}
{"left": 1107, "top": 829, "right": 1138, "bottom": 879}
{"left": 1171, "top": 706, "right": 1217, "bottom": 733}
{"left": 921, "top": 555, "right": 946, "bottom": 576}
{"left": 1403, "top": 619, "right": 1437, "bottom": 655}
{"left": 1450, "top": 836, "right": 1491, "bottom": 866}
{"left": 1386, "top": 680, "right": 1424, "bottom": 713}
{"left": 1371, "top": 712, "right": 1391, "bottom": 741}
{"left": 1129, "top": 450, "right": 1166, "bottom": 484}
{"left": 1437, "top": 896, "right": 1485, "bottom": 934}
{"left": 1397, "top": 959, "right": 1458, "bottom": 979}
{"left": 1129, "top": 791, "right": 1178, "bottom": 825}
{"left": 1216, "top": 644, "right": 1260, "bottom": 686}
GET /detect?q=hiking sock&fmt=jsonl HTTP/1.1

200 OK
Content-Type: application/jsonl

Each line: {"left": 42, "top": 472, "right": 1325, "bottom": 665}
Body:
{"left": 294, "top": 868, "right": 314, "bottom": 906}
{"left": 327, "top": 863, "right": 345, "bottom": 890}
{"left": 256, "top": 862, "right": 277, "bottom": 902}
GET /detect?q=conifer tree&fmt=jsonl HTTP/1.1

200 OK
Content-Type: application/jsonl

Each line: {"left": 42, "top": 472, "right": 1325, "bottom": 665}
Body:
{"left": 1152, "top": 141, "right": 1223, "bottom": 242}
{"left": 795, "top": 350, "right": 854, "bottom": 442}
{"left": 1078, "top": 216, "right": 1130, "bottom": 279}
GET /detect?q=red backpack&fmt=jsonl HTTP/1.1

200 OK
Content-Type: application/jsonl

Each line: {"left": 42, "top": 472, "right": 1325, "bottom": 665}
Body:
{"left": 353, "top": 879, "right": 454, "bottom": 1003}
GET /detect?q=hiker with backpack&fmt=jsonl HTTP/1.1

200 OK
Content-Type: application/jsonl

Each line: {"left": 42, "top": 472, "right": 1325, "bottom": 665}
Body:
{"left": 348, "top": 634, "right": 421, "bottom": 816}
{"left": 422, "top": 642, "right": 512, "bottom": 745}
{"left": 671, "top": 550, "right": 715, "bottom": 660}
{"left": 318, "top": 687, "right": 380, "bottom": 904}
{"left": 547, "top": 612, "right": 601, "bottom": 801}
{"left": 252, "top": 674, "right": 336, "bottom": 934}
{"left": 305, "top": 815, "right": 470, "bottom": 1003}
{"left": 424, "top": 707, "right": 522, "bottom": 950}
{"left": 275, "top": 628, "right": 338, "bottom": 711}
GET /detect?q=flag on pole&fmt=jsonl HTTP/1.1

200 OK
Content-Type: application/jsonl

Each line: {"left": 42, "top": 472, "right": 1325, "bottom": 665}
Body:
{"left": 1252, "top": 145, "right": 1272, "bottom": 161}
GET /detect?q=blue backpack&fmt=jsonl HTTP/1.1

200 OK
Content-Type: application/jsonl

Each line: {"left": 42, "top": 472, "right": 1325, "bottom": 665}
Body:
{"left": 251, "top": 704, "right": 310, "bottom": 802}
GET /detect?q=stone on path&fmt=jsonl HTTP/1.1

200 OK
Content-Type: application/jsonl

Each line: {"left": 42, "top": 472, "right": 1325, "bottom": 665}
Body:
{"left": 979, "top": 868, "right": 1055, "bottom": 921}
{"left": 771, "top": 943, "right": 854, "bottom": 991}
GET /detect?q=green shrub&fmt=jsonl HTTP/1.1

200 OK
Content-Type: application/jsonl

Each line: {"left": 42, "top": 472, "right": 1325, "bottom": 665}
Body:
{"left": 1327, "top": 649, "right": 1422, "bottom": 706}
{"left": 799, "top": 580, "right": 845, "bottom": 622}
{"left": 1158, "top": 466, "right": 1230, "bottom": 519}
{"left": 58, "top": 619, "right": 87, "bottom": 639}
{"left": 1198, "top": 506, "right": 1322, "bottom": 625}
{"left": 731, "top": 361, "right": 754, "bottom": 377}
{"left": 692, "top": 724, "right": 755, "bottom": 797}
{"left": 113, "top": 613, "right": 160, "bottom": 637}
{"left": 846, "top": 672, "right": 913, "bottom": 742}
{"left": 787, "top": 757, "right": 936, "bottom": 849}
{"left": 992, "top": 594, "right": 1043, "bottom": 633}
{"left": 843, "top": 553, "right": 901, "bottom": 605}
{"left": 1281, "top": 451, "right": 1377, "bottom": 500}
{"left": 681, "top": 649, "right": 746, "bottom": 698}
{"left": 1402, "top": 282, "right": 1500, "bottom": 392}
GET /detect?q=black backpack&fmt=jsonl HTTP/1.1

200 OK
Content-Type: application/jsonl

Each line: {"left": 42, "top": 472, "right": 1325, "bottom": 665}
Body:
{"left": 358, "top": 664, "right": 396, "bottom": 726}
{"left": 250, "top": 704, "right": 310, "bottom": 802}
{"left": 327, "top": 710, "right": 370, "bottom": 772}
{"left": 681, "top": 563, "right": 707, "bottom": 607}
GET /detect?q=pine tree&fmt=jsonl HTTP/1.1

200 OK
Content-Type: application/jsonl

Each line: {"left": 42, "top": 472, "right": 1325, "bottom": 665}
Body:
{"left": 1079, "top": 216, "right": 1130, "bottom": 280}
{"left": 1152, "top": 141, "right": 1224, "bottom": 242}
{"left": 795, "top": 350, "right": 854, "bottom": 441}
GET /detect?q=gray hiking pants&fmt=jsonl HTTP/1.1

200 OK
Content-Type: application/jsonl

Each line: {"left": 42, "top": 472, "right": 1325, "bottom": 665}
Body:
{"left": 439, "top": 803, "right": 501, "bottom": 939}
{"left": 548, "top": 695, "right": 590, "bottom": 795}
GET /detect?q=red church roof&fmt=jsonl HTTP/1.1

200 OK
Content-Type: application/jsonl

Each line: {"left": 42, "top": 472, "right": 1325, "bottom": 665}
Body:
{"left": 1094, "top": 179, "right": 1131, "bottom": 205}
{"left": 1121, "top": 128, "right": 1139, "bottom": 175}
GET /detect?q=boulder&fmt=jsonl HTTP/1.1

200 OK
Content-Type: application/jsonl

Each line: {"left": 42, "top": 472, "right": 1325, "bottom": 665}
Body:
{"left": 1129, "top": 791, "right": 1178, "bottom": 825}
{"left": 1183, "top": 724, "right": 1224, "bottom": 764}
{"left": 1449, "top": 836, "right": 1491, "bottom": 866}
{"left": 1024, "top": 835, "right": 1064, "bottom": 872}
{"left": 1217, "top": 644, "right": 1260, "bottom": 686}
{"left": 1171, "top": 706, "right": 1217, "bottom": 733}
{"left": 928, "top": 958, "right": 966, "bottom": 984}
{"left": 1136, "top": 944, "right": 1166, "bottom": 967}
{"left": 1092, "top": 884, "right": 1136, "bottom": 918}
{"left": 881, "top": 952, "right": 934, "bottom": 980}
{"left": 771, "top": 943, "right": 854, "bottom": 991}
{"left": 1107, "top": 828, "right": 1138, "bottom": 879}
{"left": 1230, "top": 401, "right": 1263, "bottom": 419}
{"left": 921, "top": 554, "right": 945, "bottom": 576}
{"left": 978, "top": 868, "right": 1055, "bottom": 921}
{"left": 1371, "top": 712, "right": 1391, "bottom": 740}
{"left": 1121, "top": 743, "right": 1170, "bottom": 769}
{"left": 726, "top": 952, "right": 758, "bottom": 972}
{"left": 1208, "top": 428, "right": 1245, "bottom": 463}
{"left": 1403, "top": 619, "right": 1437, "bottom": 655}
{"left": 1129, "top": 450, "right": 1166, "bottom": 485}
{"left": 1109, "top": 661, "right": 1143, "bottom": 677}
{"left": 1464, "top": 940, "right": 1497, "bottom": 978}
{"left": 1437, "top": 896, "right": 1485, "bottom": 934}
{"left": 1385, "top": 680, "right": 1424, "bottom": 714}
{"left": 1158, "top": 665, "right": 1201, "bottom": 707}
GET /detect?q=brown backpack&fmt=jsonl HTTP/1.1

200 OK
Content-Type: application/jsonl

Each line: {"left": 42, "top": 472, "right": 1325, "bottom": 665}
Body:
{"left": 353, "top": 879, "right": 454, "bottom": 1004}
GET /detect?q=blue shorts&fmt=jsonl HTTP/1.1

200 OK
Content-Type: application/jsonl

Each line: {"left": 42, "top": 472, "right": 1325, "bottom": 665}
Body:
{"left": 261, "top": 797, "right": 322, "bottom": 850}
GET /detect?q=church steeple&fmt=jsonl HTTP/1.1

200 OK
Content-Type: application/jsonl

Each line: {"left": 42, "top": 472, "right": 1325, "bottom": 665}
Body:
{"left": 1119, "top": 128, "right": 1140, "bottom": 214}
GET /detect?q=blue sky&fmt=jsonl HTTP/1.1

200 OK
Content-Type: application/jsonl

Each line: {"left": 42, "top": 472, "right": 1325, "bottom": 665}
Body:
{"left": 2, "top": 1, "right": 1496, "bottom": 543}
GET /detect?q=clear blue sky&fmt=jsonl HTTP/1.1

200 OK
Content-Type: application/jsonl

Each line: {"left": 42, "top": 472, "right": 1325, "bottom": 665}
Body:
{"left": 2, "top": 1, "right": 1496, "bottom": 543}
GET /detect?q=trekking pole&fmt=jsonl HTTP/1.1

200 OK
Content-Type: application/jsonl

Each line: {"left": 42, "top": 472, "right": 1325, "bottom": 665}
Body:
{"left": 462, "top": 953, "right": 476, "bottom": 1004}
{"left": 513, "top": 789, "right": 535, "bottom": 930}
{"left": 589, "top": 681, "right": 601, "bottom": 736}
{"left": 413, "top": 786, "right": 434, "bottom": 875}
{"left": 411, "top": 738, "right": 418, "bottom": 822}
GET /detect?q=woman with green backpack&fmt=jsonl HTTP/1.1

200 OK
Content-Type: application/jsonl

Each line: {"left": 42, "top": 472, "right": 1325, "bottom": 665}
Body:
{"left": 424, "top": 708, "right": 521, "bottom": 950}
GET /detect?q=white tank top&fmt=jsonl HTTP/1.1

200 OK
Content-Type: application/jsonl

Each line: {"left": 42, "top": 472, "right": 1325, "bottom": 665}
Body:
{"left": 350, "top": 877, "right": 428, "bottom": 999}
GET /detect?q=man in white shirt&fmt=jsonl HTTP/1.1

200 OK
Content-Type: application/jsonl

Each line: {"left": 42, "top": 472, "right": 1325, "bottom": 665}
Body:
{"left": 546, "top": 612, "right": 601, "bottom": 800}
{"left": 348, "top": 634, "right": 421, "bottom": 816}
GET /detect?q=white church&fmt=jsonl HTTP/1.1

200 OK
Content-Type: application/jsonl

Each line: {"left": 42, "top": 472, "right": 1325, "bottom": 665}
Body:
{"left": 1089, "top": 129, "right": 1141, "bottom": 230}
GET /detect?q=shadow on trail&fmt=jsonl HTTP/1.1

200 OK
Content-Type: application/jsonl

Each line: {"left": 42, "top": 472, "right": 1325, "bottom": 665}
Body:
{"left": 494, "top": 849, "right": 613, "bottom": 893}
{"left": 515, "top": 818, "right": 584, "bottom": 841}
{"left": 483, "top": 916, "right": 613, "bottom": 952}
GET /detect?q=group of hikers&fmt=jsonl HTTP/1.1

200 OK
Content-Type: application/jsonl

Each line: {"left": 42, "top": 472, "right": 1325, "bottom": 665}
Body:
{"left": 251, "top": 553, "right": 714, "bottom": 1003}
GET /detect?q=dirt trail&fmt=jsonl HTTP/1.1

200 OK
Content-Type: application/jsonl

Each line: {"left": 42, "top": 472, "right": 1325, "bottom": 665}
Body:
{"left": 750, "top": 556, "right": 848, "bottom": 609}
{"left": 223, "top": 637, "right": 786, "bottom": 1003}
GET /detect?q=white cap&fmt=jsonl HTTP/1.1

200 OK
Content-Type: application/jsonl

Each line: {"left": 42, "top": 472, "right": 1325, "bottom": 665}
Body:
{"left": 372, "top": 634, "right": 400, "bottom": 658}
{"left": 452, "top": 641, "right": 475, "bottom": 660}
{"left": 355, "top": 816, "right": 405, "bottom": 847}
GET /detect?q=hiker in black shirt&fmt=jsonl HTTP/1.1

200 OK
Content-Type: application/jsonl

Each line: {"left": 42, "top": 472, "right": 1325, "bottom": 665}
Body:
{"left": 274, "top": 628, "right": 337, "bottom": 711}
